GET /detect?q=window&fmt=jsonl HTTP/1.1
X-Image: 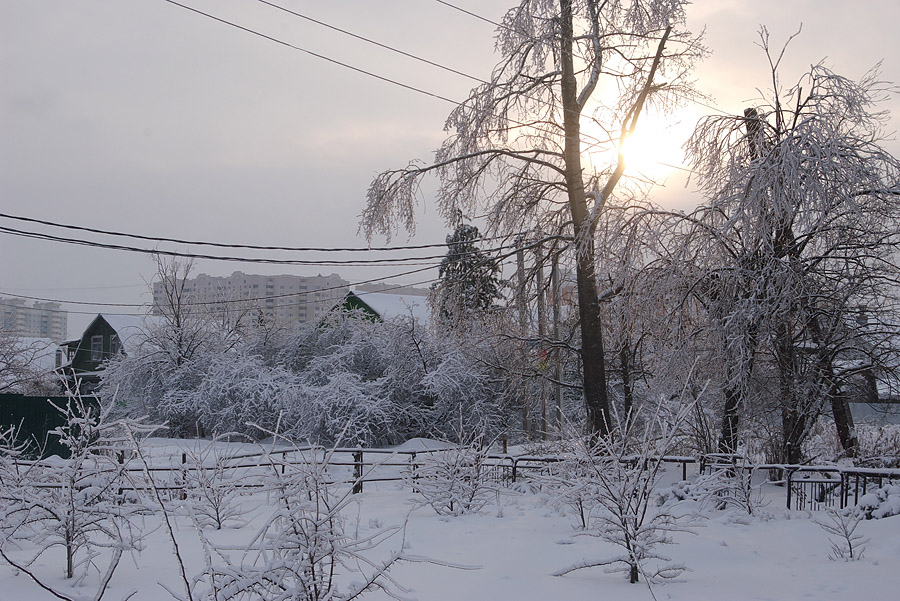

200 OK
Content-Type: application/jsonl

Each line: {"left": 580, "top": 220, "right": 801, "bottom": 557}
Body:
{"left": 91, "top": 335, "right": 103, "bottom": 362}
{"left": 110, "top": 334, "right": 122, "bottom": 356}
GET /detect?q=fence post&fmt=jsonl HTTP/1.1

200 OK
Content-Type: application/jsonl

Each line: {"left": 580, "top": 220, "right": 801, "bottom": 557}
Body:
{"left": 353, "top": 451, "right": 363, "bottom": 494}
{"left": 511, "top": 458, "right": 518, "bottom": 484}
{"left": 786, "top": 469, "right": 793, "bottom": 510}
{"left": 179, "top": 452, "right": 188, "bottom": 500}
{"left": 840, "top": 472, "right": 847, "bottom": 509}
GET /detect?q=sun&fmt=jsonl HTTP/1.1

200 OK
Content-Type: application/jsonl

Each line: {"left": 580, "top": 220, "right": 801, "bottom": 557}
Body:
{"left": 582, "top": 107, "right": 699, "bottom": 181}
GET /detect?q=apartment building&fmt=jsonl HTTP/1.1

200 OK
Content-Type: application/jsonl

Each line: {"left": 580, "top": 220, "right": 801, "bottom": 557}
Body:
{"left": 151, "top": 271, "right": 349, "bottom": 327}
{"left": 0, "top": 297, "right": 68, "bottom": 341}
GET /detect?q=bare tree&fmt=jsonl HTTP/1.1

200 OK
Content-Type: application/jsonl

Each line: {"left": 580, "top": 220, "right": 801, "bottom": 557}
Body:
{"left": 0, "top": 329, "right": 58, "bottom": 395}
{"left": 150, "top": 257, "right": 214, "bottom": 368}
{"left": 361, "top": 0, "right": 704, "bottom": 437}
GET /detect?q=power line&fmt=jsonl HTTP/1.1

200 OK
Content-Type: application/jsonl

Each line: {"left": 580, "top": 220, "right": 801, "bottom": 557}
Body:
{"left": 0, "top": 264, "right": 441, "bottom": 313}
{"left": 1, "top": 275, "right": 443, "bottom": 321}
{"left": 157, "top": 0, "right": 615, "bottom": 153}
{"left": 1, "top": 224, "right": 525, "bottom": 267}
{"left": 0, "top": 212, "right": 514, "bottom": 253}
{"left": 256, "top": 0, "right": 487, "bottom": 84}
{"left": 434, "top": 0, "right": 502, "bottom": 28}
{"left": 0, "top": 235, "right": 552, "bottom": 314}
{"left": 160, "top": 0, "right": 705, "bottom": 177}
{"left": 160, "top": 0, "right": 459, "bottom": 105}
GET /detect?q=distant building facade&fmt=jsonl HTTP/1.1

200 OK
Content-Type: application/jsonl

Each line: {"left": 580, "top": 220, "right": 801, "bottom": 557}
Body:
{"left": 151, "top": 271, "right": 349, "bottom": 328}
{"left": 0, "top": 297, "right": 68, "bottom": 341}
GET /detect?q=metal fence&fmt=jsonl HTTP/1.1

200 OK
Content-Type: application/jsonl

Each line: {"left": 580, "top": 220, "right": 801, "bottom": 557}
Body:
{"left": 696, "top": 453, "right": 900, "bottom": 511}
{"left": 7, "top": 444, "right": 899, "bottom": 513}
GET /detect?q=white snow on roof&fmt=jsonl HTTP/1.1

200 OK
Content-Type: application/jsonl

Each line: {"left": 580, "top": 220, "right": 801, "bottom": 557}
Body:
{"left": 353, "top": 292, "right": 431, "bottom": 325}
{"left": 95, "top": 314, "right": 163, "bottom": 353}
{"left": 9, "top": 337, "right": 59, "bottom": 373}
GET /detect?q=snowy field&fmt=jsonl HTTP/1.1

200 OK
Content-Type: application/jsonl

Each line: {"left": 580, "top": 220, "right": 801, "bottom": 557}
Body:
{"left": 2, "top": 438, "right": 900, "bottom": 601}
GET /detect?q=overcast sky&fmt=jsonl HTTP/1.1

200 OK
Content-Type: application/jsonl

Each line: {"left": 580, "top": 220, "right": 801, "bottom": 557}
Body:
{"left": 2, "top": 0, "right": 898, "bottom": 338}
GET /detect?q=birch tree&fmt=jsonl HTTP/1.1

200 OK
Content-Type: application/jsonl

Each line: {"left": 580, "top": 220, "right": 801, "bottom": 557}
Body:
{"left": 684, "top": 30, "right": 900, "bottom": 461}
{"left": 361, "top": 0, "right": 704, "bottom": 437}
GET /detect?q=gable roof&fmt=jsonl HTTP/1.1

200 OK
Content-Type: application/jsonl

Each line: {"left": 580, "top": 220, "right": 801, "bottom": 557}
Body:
{"left": 343, "top": 291, "right": 431, "bottom": 325}
{"left": 77, "top": 314, "right": 164, "bottom": 354}
{"left": 7, "top": 337, "right": 58, "bottom": 372}
{"left": 99, "top": 314, "right": 156, "bottom": 352}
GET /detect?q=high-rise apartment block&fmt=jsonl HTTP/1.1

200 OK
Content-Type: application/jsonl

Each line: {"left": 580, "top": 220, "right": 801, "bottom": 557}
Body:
{"left": 151, "top": 271, "right": 349, "bottom": 327}
{"left": 0, "top": 297, "right": 68, "bottom": 341}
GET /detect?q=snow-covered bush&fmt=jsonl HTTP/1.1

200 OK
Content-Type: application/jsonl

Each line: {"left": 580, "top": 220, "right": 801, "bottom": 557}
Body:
{"left": 857, "top": 482, "right": 900, "bottom": 520}
{"left": 412, "top": 438, "right": 496, "bottom": 516}
{"left": 104, "top": 306, "right": 508, "bottom": 447}
{"left": 179, "top": 440, "right": 247, "bottom": 530}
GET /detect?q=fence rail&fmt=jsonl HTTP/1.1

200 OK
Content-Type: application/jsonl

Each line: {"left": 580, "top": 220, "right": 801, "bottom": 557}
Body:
{"left": 10, "top": 446, "right": 900, "bottom": 512}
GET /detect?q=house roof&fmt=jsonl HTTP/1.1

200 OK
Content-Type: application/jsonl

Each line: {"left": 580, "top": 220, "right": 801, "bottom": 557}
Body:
{"left": 98, "top": 314, "right": 154, "bottom": 352}
{"left": 76, "top": 314, "right": 163, "bottom": 354}
{"left": 346, "top": 291, "right": 431, "bottom": 325}
{"left": 9, "top": 337, "right": 58, "bottom": 372}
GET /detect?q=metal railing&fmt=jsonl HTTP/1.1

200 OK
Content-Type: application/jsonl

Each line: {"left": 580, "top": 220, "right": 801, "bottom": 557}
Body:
{"left": 10, "top": 446, "right": 900, "bottom": 512}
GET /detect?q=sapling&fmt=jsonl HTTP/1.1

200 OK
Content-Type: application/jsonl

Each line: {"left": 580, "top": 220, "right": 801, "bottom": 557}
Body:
{"left": 201, "top": 432, "right": 409, "bottom": 601}
{"left": 180, "top": 439, "right": 246, "bottom": 530}
{"left": 0, "top": 392, "right": 151, "bottom": 601}
{"left": 816, "top": 508, "right": 868, "bottom": 561}
{"left": 553, "top": 402, "right": 699, "bottom": 584}
{"left": 409, "top": 424, "right": 498, "bottom": 517}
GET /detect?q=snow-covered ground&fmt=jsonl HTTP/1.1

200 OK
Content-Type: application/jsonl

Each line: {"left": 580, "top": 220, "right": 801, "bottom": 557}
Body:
{"left": 3, "top": 439, "right": 900, "bottom": 600}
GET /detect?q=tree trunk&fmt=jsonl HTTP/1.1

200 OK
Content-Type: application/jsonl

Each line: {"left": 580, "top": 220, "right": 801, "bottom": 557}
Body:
{"left": 620, "top": 342, "right": 633, "bottom": 419}
{"left": 718, "top": 385, "right": 741, "bottom": 455}
{"left": 560, "top": 0, "right": 611, "bottom": 438}
{"left": 774, "top": 321, "right": 805, "bottom": 464}
{"left": 831, "top": 392, "right": 858, "bottom": 458}
{"left": 575, "top": 256, "right": 612, "bottom": 436}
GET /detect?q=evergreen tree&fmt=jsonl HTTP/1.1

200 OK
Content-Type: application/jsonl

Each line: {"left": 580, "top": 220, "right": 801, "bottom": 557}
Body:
{"left": 433, "top": 224, "right": 501, "bottom": 324}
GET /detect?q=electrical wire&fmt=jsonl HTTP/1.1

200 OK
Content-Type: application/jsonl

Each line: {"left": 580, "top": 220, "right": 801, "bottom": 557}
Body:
{"left": 433, "top": 0, "right": 502, "bottom": 28}
{"left": 2, "top": 275, "right": 444, "bottom": 320}
{"left": 0, "top": 234, "right": 553, "bottom": 314}
{"left": 256, "top": 0, "right": 487, "bottom": 84}
{"left": 0, "top": 264, "right": 442, "bottom": 312}
{"left": 160, "top": 0, "right": 459, "bottom": 105}
{"left": 0, "top": 212, "right": 517, "bottom": 253}
{"left": 0, "top": 224, "right": 528, "bottom": 267}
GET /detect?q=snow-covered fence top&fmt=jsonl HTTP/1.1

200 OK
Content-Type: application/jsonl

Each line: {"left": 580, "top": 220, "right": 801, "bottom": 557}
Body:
{"left": 12, "top": 444, "right": 900, "bottom": 512}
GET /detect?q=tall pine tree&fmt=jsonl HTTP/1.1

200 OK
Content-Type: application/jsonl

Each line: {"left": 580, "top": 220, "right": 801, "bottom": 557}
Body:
{"left": 433, "top": 224, "right": 501, "bottom": 325}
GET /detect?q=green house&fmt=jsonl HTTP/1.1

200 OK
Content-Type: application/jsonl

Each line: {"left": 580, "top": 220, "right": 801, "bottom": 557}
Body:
{"left": 56, "top": 314, "right": 152, "bottom": 394}
{"left": 336, "top": 291, "right": 430, "bottom": 324}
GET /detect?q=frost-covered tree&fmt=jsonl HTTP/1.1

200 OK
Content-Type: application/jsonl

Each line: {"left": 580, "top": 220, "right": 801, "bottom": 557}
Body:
{"left": 0, "top": 329, "right": 59, "bottom": 395}
{"left": 104, "top": 258, "right": 256, "bottom": 435}
{"left": 104, "top": 304, "right": 507, "bottom": 445}
{"left": 684, "top": 29, "right": 900, "bottom": 462}
{"left": 361, "top": 0, "right": 705, "bottom": 437}
{"left": 551, "top": 402, "right": 698, "bottom": 584}
{"left": 0, "top": 394, "right": 150, "bottom": 599}
{"left": 205, "top": 442, "right": 408, "bottom": 601}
